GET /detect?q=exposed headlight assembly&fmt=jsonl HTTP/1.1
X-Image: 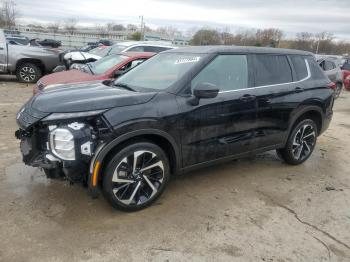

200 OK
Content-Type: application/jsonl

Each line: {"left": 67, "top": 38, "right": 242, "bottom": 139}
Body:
{"left": 50, "top": 128, "right": 75, "bottom": 160}
{"left": 48, "top": 122, "right": 94, "bottom": 161}
{"left": 43, "top": 110, "right": 106, "bottom": 121}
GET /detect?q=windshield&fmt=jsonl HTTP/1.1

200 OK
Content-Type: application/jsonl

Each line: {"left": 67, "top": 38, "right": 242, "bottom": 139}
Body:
{"left": 114, "top": 53, "right": 203, "bottom": 90}
{"left": 89, "top": 54, "right": 128, "bottom": 74}
{"left": 88, "top": 46, "right": 112, "bottom": 57}
{"left": 109, "top": 44, "right": 127, "bottom": 55}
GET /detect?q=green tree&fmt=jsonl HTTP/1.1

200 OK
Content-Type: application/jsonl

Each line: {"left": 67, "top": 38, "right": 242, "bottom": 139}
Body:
{"left": 129, "top": 31, "right": 142, "bottom": 41}
{"left": 191, "top": 29, "right": 221, "bottom": 45}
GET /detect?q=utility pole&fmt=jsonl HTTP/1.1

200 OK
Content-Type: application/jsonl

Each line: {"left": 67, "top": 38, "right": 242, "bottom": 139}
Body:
{"left": 139, "top": 15, "right": 144, "bottom": 41}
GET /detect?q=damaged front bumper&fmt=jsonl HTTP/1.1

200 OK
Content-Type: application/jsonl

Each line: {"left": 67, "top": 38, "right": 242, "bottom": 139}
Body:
{"left": 15, "top": 122, "right": 96, "bottom": 183}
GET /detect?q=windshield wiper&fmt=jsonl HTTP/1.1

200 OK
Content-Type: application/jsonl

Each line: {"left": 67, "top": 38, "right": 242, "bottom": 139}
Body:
{"left": 78, "top": 51, "right": 94, "bottom": 75}
{"left": 114, "top": 83, "right": 136, "bottom": 92}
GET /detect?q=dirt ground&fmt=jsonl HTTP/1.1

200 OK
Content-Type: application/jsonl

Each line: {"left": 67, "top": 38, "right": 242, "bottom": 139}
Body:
{"left": 0, "top": 75, "right": 350, "bottom": 262}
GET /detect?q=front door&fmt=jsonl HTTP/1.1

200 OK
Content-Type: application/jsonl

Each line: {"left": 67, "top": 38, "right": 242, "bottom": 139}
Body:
{"left": 177, "top": 54, "right": 257, "bottom": 167}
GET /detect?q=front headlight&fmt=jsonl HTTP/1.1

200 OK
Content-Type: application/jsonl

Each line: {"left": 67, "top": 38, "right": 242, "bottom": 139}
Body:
{"left": 43, "top": 110, "right": 106, "bottom": 121}
{"left": 50, "top": 128, "right": 75, "bottom": 160}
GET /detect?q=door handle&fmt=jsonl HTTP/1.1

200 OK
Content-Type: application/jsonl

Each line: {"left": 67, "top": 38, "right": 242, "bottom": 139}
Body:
{"left": 0, "top": 47, "right": 4, "bottom": 50}
{"left": 240, "top": 94, "right": 256, "bottom": 102}
{"left": 294, "top": 87, "right": 304, "bottom": 93}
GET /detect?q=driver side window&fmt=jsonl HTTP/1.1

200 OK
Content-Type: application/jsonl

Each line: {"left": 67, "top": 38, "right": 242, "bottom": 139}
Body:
{"left": 191, "top": 55, "right": 248, "bottom": 92}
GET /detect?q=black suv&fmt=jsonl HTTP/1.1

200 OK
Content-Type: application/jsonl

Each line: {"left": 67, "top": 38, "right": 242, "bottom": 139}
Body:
{"left": 15, "top": 46, "right": 334, "bottom": 211}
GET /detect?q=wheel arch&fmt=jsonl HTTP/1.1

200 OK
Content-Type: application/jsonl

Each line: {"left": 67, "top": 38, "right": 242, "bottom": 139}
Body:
{"left": 288, "top": 105, "right": 324, "bottom": 137}
{"left": 88, "top": 129, "right": 182, "bottom": 197}
{"left": 16, "top": 58, "right": 45, "bottom": 73}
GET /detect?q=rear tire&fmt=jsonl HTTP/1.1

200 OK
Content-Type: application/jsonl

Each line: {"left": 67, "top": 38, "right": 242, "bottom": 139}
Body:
{"left": 277, "top": 119, "right": 318, "bottom": 165}
{"left": 103, "top": 142, "right": 170, "bottom": 212}
{"left": 16, "top": 63, "right": 42, "bottom": 83}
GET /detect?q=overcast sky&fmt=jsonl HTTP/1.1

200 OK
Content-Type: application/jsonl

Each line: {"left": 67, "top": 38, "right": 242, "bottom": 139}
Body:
{"left": 15, "top": 0, "right": 350, "bottom": 40}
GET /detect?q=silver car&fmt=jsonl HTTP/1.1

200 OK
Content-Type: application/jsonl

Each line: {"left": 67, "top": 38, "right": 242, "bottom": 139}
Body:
{"left": 0, "top": 29, "right": 60, "bottom": 83}
{"left": 317, "top": 58, "right": 343, "bottom": 98}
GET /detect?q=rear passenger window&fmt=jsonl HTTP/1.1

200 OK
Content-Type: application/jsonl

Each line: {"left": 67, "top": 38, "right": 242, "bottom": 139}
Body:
{"left": 254, "top": 55, "right": 292, "bottom": 86}
{"left": 128, "top": 46, "right": 145, "bottom": 52}
{"left": 290, "top": 56, "right": 308, "bottom": 80}
{"left": 144, "top": 46, "right": 171, "bottom": 53}
{"left": 191, "top": 55, "right": 248, "bottom": 92}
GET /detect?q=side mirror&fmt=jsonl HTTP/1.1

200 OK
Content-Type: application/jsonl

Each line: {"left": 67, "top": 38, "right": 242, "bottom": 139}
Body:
{"left": 188, "top": 82, "right": 219, "bottom": 106}
{"left": 113, "top": 70, "right": 125, "bottom": 78}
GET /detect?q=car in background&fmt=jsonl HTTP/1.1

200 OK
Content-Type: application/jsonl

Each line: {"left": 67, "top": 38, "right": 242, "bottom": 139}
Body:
{"left": 6, "top": 35, "right": 30, "bottom": 45}
{"left": 34, "top": 52, "right": 155, "bottom": 93}
{"left": 63, "top": 41, "right": 175, "bottom": 68}
{"left": 37, "top": 39, "right": 62, "bottom": 48}
{"left": 342, "top": 62, "right": 350, "bottom": 90}
{"left": 0, "top": 29, "right": 61, "bottom": 83}
{"left": 317, "top": 58, "right": 343, "bottom": 98}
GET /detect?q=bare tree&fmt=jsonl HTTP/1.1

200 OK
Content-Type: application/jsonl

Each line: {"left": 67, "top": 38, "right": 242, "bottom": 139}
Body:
{"left": 106, "top": 23, "right": 125, "bottom": 31}
{"left": 64, "top": 18, "right": 78, "bottom": 35}
{"left": 156, "top": 26, "right": 181, "bottom": 37}
{"left": 47, "top": 21, "right": 60, "bottom": 34}
{"left": 96, "top": 23, "right": 108, "bottom": 37}
{"left": 0, "top": 0, "right": 18, "bottom": 29}
{"left": 291, "top": 32, "right": 315, "bottom": 52}
{"left": 256, "top": 28, "right": 283, "bottom": 47}
{"left": 315, "top": 31, "right": 334, "bottom": 54}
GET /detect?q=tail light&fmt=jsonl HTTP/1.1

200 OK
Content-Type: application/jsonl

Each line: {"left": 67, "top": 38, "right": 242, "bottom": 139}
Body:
{"left": 327, "top": 82, "right": 336, "bottom": 90}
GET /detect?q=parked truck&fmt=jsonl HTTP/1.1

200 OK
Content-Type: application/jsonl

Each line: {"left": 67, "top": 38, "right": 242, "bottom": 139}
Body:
{"left": 0, "top": 29, "right": 60, "bottom": 83}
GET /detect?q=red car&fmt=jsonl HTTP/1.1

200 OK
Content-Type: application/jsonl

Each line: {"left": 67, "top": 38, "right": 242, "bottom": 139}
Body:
{"left": 343, "top": 70, "right": 350, "bottom": 90}
{"left": 342, "top": 62, "right": 350, "bottom": 90}
{"left": 34, "top": 52, "right": 155, "bottom": 94}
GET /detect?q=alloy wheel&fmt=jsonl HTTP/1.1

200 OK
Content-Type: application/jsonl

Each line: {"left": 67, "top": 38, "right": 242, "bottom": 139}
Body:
{"left": 111, "top": 150, "right": 165, "bottom": 206}
{"left": 19, "top": 66, "right": 36, "bottom": 82}
{"left": 292, "top": 124, "right": 316, "bottom": 161}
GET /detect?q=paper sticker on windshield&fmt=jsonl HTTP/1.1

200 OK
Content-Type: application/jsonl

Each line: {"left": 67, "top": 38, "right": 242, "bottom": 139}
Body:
{"left": 175, "top": 57, "right": 201, "bottom": 64}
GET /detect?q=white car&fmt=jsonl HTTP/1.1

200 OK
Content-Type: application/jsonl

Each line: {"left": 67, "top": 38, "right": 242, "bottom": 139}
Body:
{"left": 63, "top": 41, "right": 176, "bottom": 67}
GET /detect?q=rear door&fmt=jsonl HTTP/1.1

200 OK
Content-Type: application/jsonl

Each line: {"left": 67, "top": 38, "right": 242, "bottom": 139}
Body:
{"left": 252, "top": 54, "right": 300, "bottom": 149}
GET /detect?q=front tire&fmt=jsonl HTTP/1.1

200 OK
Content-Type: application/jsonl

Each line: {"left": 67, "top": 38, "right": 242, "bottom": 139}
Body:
{"left": 16, "top": 63, "right": 42, "bottom": 83}
{"left": 277, "top": 119, "right": 318, "bottom": 165}
{"left": 103, "top": 142, "right": 170, "bottom": 212}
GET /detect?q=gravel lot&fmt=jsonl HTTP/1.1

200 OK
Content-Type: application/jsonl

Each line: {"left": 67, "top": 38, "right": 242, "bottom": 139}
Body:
{"left": 0, "top": 76, "right": 350, "bottom": 262}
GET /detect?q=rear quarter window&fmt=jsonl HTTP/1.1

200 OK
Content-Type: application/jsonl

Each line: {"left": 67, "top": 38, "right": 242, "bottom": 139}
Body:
{"left": 290, "top": 55, "right": 308, "bottom": 81}
{"left": 254, "top": 55, "right": 293, "bottom": 86}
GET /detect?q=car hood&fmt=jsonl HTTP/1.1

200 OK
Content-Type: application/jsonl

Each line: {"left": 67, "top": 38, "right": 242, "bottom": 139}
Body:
{"left": 64, "top": 51, "right": 101, "bottom": 61}
{"left": 40, "top": 70, "right": 101, "bottom": 87}
{"left": 31, "top": 82, "right": 157, "bottom": 113}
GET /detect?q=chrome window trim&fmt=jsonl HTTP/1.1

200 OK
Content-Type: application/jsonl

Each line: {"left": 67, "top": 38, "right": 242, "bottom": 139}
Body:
{"left": 218, "top": 58, "right": 311, "bottom": 94}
